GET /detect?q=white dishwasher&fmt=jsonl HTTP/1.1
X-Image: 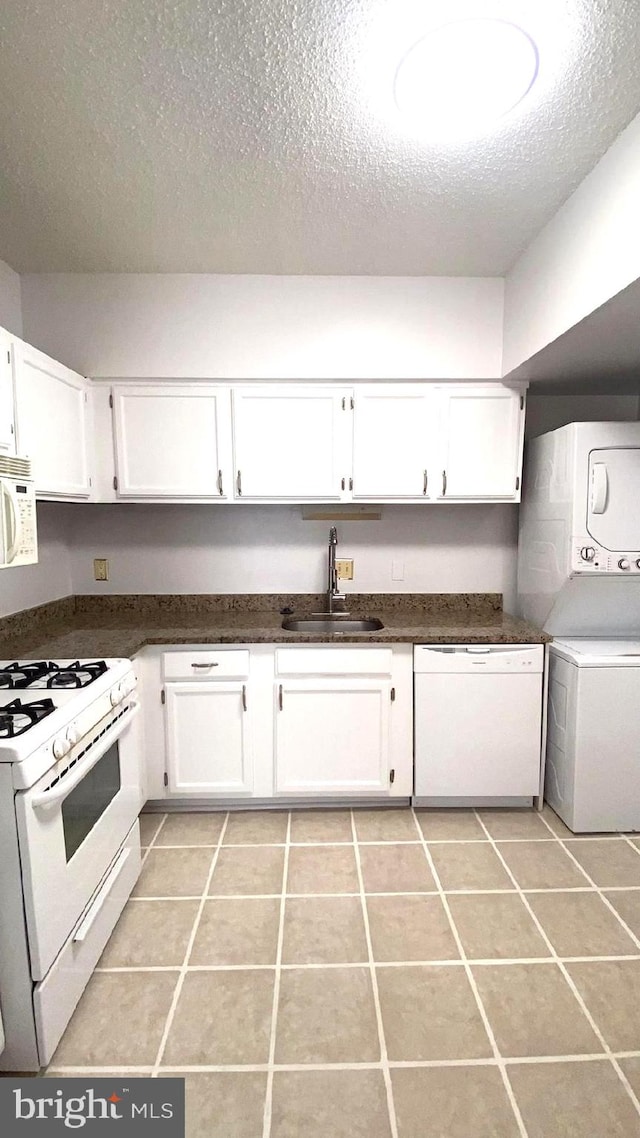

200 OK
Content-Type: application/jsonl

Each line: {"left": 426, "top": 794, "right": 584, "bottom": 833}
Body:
{"left": 413, "top": 644, "right": 544, "bottom": 805}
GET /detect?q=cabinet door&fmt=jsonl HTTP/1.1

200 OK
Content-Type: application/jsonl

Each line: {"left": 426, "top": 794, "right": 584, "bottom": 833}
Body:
{"left": 15, "top": 343, "right": 90, "bottom": 498}
{"left": 0, "top": 330, "right": 15, "bottom": 455}
{"left": 352, "top": 385, "right": 434, "bottom": 499}
{"left": 232, "top": 386, "right": 351, "bottom": 500}
{"left": 437, "top": 387, "right": 524, "bottom": 501}
{"left": 274, "top": 679, "right": 392, "bottom": 795}
{"left": 165, "top": 681, "right": 253, "bottom": 796}
{"left": 112, "top": 385, "right": 232, "bottom": 499}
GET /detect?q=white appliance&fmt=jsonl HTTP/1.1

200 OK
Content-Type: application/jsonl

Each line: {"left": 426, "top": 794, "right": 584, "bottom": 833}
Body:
{"left": 518, "top": 421, "right": 640, "bottom": 634}
{"left": 0, "top": 455, "right": 38, "bottom": 568}
{"left": 413, "top": 644, "right": 544, "bottom": 805}
{"left": 547, "top": 638, "right": 640, "bottom": 832}
{"left": 0, "top": 658, "right": 142, "bottom": 1071}
{"left": 518, "top": 421, "right": 640, "bottom": 832}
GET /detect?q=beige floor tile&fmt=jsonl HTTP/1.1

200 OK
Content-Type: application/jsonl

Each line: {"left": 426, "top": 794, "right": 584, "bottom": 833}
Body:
{"left": 392, "top": 1065, "right": 520, "bottom": 1138}
{"left": 526, "top": 891, "right": 638, "bottom": 956}
{"left": 139, "top": 812, "right": 165, "bottom": 845}
{"left": 604, "top": 888, "right": 640, "bottom": 938}
{"left": 224, "top": 811, "right": 288, "bottom": 844}
{"left": 98, "top": 899, "right": 198, "bottom": 967}
{"left": 620, "top": 1057, "right": 640, "bottom": 1100}
{"left": 189, "top": 897, "right": 281, "bottom": 965}
{"left": 133, "top": 847, "right": 214, "bottom": 897}
{"left": 415, "top": 809, "right": 487, "bottom": 841}
{"left": 631, "top": 837, "right": 640, "bottom": 850}
{"left": 281, "top": 896, "right": 367, "bottom": 964}
{"left": 275, "top": 967, "right": 379, "bottom": 1063}
{"left": 209, "top": 845, "right": 285, "bottom": 895}
{"left": 289, "top": 809, "right": 354, "bottom": 843}
{"left": 568, "top": 959, "right": 640, "bottom": 1050}
{"left": 497, "top": 841, "right": 590, "bottom": 889}
{"left": 447, "top": 894, "right": 551, "bottom": 960}
{"left": 271, "top": 1069, "right": 392, "bottom": 1138}
{"left": 478, "top": 809, "right": 553, "bottom": 840}
{"left": 541, "top": 803, "right": 576, "bottom": 838}
{"left": 359, "top": 843, "right": 435, "bottom": 893}
{"left": 508, "top": 1060, "right": 640, "bottom": 1138}
{"left": 472, "top": 963, "right": 601, "bottom": 1057}
{"left": 354, "top": 808, "right": 419, "bottom": 842}
{"left": 287, "top": 845, "right": 359, "bottom": 893}
{"left": 163, "top": 970, "right": 274, "bottom": 1064}
{"left": 376, "top": 965, "right": 491, "bottom": 1060}
{"left": 367, "top": 895, "right": 459, "bottom": 962}
{"left": 154, "top": 812, "right": 226, "bottom": 846}
{"left": 565, "top": 839, "right": 640, "bottom": 886}
{"left": 429, "top": 842, "right": 513, "bottom": 891}
{"left": 162, "top": 1072, "right": 267, "bottom": 1138}
{"left": 52, "top": 972, "right": 177, "bottom": 1066}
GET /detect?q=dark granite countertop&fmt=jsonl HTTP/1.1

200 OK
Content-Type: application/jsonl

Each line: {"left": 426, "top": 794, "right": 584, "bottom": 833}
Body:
{"left": 0, "top": 594, "right": 550, "bottom": 659}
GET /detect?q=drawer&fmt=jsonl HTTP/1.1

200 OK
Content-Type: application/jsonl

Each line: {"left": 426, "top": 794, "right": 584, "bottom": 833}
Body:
{"left": 275, "top": 647, "right": 393, "bottom": 676}
{"left": 34, "top": 822, "right": 141, "bottom": 1066}
{"left": 163, "top": 649, "right": 250, "bottom": 680}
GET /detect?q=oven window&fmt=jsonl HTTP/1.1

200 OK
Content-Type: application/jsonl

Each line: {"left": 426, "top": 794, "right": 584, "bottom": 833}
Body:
{"left": 61, "top": 742, "right": 121, "bottom": 862}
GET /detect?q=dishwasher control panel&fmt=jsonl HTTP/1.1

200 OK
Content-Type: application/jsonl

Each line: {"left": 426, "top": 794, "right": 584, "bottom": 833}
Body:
{"left": 413, "top": 644, "right": 544, "bottom": 673}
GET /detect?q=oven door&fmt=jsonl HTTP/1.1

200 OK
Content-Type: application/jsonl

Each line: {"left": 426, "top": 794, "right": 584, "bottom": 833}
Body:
{"left": 15, "top": 699, "right": 141, "bottom": 980}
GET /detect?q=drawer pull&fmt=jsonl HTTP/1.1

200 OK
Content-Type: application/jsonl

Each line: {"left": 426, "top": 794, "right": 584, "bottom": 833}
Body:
{"left": 191, "top": 662, "right": 219, "bottom": 669}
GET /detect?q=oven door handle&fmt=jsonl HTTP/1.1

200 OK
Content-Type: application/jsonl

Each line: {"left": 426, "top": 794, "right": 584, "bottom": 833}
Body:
{"left": 30, "top": 700, "right": 140, "bottom": 810}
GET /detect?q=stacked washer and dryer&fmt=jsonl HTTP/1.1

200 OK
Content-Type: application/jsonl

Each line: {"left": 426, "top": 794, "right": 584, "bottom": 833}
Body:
{"left": 518, "top": 421, "right": 640, "bottom": 832}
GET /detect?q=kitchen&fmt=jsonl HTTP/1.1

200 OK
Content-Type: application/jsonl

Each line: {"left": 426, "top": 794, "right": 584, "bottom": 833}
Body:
{"left": 1, "top": 2, "right": 640, "bottom": 1136}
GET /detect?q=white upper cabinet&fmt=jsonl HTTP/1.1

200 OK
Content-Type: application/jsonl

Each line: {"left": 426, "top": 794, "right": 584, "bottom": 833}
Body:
{"left": 0, "top": 329, "right": 16, "bottom": 456}
{"left": 351, "top": 385, "right": 434, "bottom": 499}
{"left": 436, "top": 386, "right": 525, "bottom": 501}
{"left": 15, "top": 342, "right": 91, "bottom": 498}
{"left": 232, "top": 386, "right": 352, "bottom": 500}
{"left": 112, "top": 384, "right": 233, "bottom": 499}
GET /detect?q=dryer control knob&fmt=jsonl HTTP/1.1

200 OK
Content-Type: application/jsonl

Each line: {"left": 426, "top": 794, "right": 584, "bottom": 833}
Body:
{"left": 580, "top": 546, "right": 596, "bottom": 561}
{"left": 618, "top": 558, "right": 631, "bottom": 570}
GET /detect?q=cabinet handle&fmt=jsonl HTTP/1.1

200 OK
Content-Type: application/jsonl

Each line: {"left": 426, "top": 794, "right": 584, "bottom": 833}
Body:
{"left": 217, "top": 469, "right": 223, "bottom": 495}
{"left": 237, "top": 470, "right": 242, "bottom": 495}
{"left": 442, "top": 470, "right": 447, "bottom": 497}
{"left": 192, "top": 662, "right": 219, "bottom": 669}
{"left": 341, "top": 477, "right": 345, "bottom": 491}
{"left": 242, "top": 684, "right": 247, "bottom": 711}
{"left": 349, "top": 477, "right": 353, "bottom": 491}
{"left": 278, "top": 684, "right": 283, "bottom": 710}
{"left": 423, "top": 469, "right": 428, "bottom": 495}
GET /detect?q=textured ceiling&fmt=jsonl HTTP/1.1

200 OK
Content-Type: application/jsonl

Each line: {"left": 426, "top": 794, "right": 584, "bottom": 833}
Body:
{"left": 0, "top": 0, "right": 640, "bottom": 274}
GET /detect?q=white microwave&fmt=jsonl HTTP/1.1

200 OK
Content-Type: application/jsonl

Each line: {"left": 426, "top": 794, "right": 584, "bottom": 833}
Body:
{"left": 0, "top": 456, "right": 38, "bottom": 568}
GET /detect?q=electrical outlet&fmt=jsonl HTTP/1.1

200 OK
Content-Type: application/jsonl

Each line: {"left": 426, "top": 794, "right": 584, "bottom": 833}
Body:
{"left": 336, "top": 558, "right": 354, "bottom": 580}
{"left": 93, "top": 558, "right": 109, "bottom": 581}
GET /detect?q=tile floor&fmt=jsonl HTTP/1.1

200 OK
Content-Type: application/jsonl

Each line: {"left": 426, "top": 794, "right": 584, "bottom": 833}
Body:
{"left": 46, "top": 805, "right": 640, "bottom": 1138}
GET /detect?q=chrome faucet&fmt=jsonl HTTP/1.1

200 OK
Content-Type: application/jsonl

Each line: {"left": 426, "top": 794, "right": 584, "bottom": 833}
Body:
{"left": 315, "top": 526, "right": 349, "bottom": 616}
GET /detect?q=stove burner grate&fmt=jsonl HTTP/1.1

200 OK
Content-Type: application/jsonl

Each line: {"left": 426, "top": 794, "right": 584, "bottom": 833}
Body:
{"left": 0, "top": 660, "right": 109, "bottom": 690}
{"left": 0, "top": 697, "right": 56, "bottom": 738}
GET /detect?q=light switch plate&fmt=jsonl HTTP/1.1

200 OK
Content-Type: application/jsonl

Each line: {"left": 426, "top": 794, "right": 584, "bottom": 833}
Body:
{"left": 93, "top": 558, "right": 109, "bottom": 581}
{"left": 335, "top": 558, "right": 354, "bottom": 581}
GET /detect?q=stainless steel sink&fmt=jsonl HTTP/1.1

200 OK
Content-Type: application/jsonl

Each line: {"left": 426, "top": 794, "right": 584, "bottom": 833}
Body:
{"left": 281, "top": 617, "right": 384, "bottom": 633}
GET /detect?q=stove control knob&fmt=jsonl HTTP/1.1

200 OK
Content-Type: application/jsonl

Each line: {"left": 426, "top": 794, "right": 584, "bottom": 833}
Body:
{"left": 618, "top": 558, "right": 631, "bottom": 571}
{"left": 636, "top": 560, "right": 640, "bottom": 570}
{"left": 67, "top": 725, "right": 79, "bottom": 747}
{"left": 110, "top": 688, "right": 119, "bottom": 706}
{"left": 53, "top": 737, "right": 68, "bottom": 760}
{"left": 580, "top": 546, "right": 596, "bottom": 562}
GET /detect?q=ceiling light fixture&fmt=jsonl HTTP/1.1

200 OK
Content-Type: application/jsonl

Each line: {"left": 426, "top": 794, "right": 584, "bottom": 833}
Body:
{"left": 394, "top": 17, "right": 539, "bottom": 140}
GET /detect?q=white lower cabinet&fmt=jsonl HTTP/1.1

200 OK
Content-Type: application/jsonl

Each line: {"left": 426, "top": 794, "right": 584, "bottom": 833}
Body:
{"left": 274, "top": 678, "right": 391, "bottom": 795}
{"left": 164, "top": 680, "right": 253, "bottom": 796}
{"left": 149, "top": 643, "right": 413, "bottom": 801}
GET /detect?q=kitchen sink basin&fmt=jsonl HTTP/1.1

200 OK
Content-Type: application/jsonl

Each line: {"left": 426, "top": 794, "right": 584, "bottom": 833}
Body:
{"left": 281, "top": 617, "right": 384, "bottom": 633}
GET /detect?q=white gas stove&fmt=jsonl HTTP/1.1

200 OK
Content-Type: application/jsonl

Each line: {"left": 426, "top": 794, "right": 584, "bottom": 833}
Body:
{"left": 0, "top": 657, "right": 142, "bottom": 1071}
